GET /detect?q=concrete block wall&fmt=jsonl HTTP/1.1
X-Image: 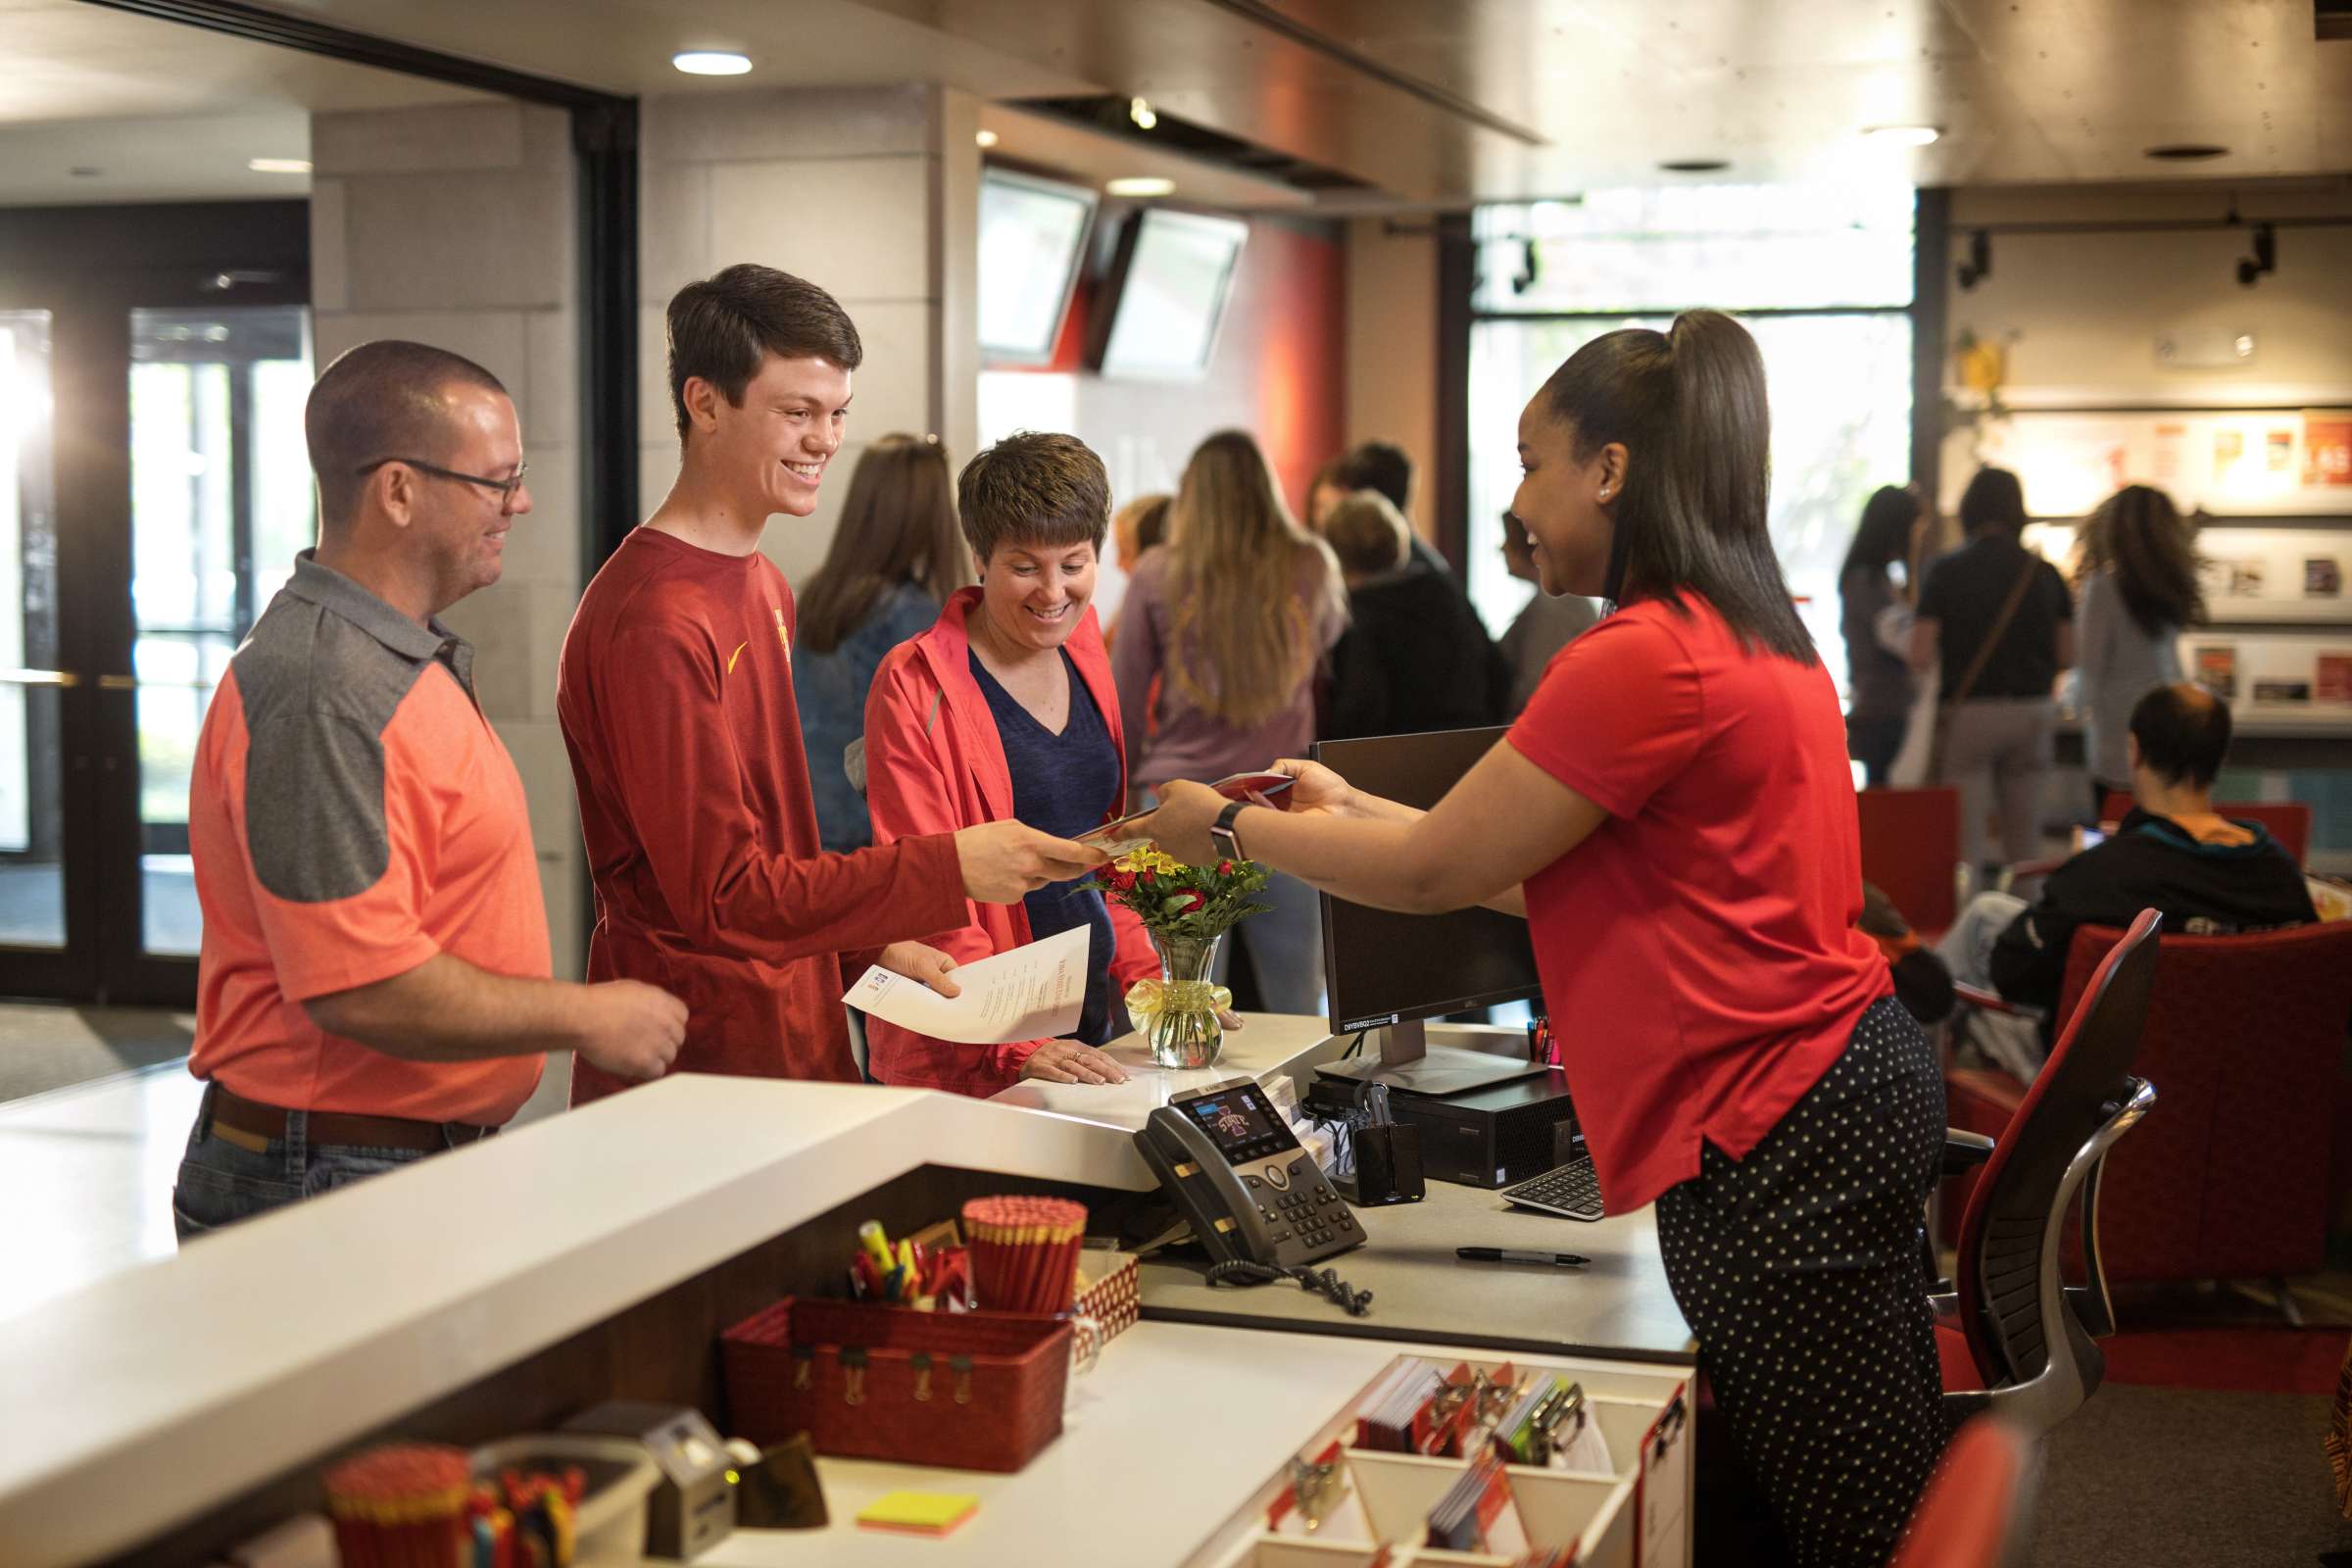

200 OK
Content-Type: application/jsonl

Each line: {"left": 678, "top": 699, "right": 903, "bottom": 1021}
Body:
{"left": 637, "top": 84, "right": 981, "bottom": 589}
{"left": 310, "top": 100, "right": 588, "bottom": 979}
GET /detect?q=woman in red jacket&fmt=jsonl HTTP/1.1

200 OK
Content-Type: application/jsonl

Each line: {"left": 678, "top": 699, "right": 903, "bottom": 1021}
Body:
{"left": 863, "top": 432, "right": 1200, "bottom": 1094}
{"left": 1146, "top": 313, "right": 1944, "bottom": 1567}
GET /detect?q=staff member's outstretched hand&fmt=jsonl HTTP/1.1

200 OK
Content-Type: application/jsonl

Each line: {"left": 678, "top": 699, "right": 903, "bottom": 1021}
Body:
{"left": 575, "top": 979, "right": 687, "bottom": 1080}
{"left": 1269, "top": 758, "right": 1362, "bottom": 818}
{"left": 1019, "top": 1040, "right": 1130, "bottom": 1085}
{"left": 1136, "top": 779, "right": 1227, "bottom": 865}
{"left": 954, "top": 820, "right": 1107, "bottom": 904}
{"left": 878, "top": 941, "right": 961, "bottom": 998}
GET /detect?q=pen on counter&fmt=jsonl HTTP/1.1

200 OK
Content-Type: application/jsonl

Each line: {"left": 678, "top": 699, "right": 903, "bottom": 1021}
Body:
{"left": 1456, "top": 1246, "right": 1588, "bottom": 1268}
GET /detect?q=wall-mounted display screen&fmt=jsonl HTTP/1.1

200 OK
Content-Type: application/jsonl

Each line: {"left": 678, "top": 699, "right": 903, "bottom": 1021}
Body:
{"left": 978, "top": 167, "right": 1096, "bottom": 367}
{"left": 1096, "top": 208, "right": 1249, "bottom": 381}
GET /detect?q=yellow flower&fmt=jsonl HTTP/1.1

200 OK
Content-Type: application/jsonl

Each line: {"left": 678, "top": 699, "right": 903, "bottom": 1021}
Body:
{"left": 1113, "top": 847, "right": 1185, "bottom": 875}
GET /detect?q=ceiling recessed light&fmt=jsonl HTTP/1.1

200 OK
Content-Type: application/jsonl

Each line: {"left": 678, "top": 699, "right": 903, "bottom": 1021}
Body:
{"left": 1129, "top": 96, "right": 1157, "bottom": 131}
{"left": 1658, "top": 159, "right": 1730, "bottom": 174}
{"left": 671, "top": 50, "right": 752, "bottom": 75}
{"left": 247, "top": 158, "right": 312, "bottom": 174}
{"left": 2144, "top": 142, "right": 2229, "bottom": 161}
{"left": 975, "top": 128, "right": 1000, "bottom": 149}
{"left": 1862, "top": 124, "right": 1941, "bottom": 146}
{"left": 1105, "top": 175, "right": 1176, "bottom": 198}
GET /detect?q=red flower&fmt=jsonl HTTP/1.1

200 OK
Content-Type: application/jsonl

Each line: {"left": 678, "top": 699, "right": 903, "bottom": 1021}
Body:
{"left": 1104, "top": 868, "right": 1136, "bottom": 893}
{"left": 1216, "top": 859, "right": 1235, "bottom": 876}
{"left": 1140, "top": 869, "right": 1155, "bottom": 886}
{"left": 1176, "top": 892, "right": 1204, "bottom": 912}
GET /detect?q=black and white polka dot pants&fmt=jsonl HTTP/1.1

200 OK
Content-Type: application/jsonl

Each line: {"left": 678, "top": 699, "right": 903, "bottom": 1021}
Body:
{"left": 1654, "top": 996, "right": 1947, "bottom": 1568}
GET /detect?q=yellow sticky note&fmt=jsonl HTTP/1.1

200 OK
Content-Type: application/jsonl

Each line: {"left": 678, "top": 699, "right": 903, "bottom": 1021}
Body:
{"left": 856, "top": 1491, "right": 981, "bottom": 1536}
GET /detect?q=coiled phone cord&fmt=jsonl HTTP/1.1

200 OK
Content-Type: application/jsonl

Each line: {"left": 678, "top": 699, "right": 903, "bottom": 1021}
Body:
{"left": 1206, "top": 1259, "right": 1374, "bottom": 1317}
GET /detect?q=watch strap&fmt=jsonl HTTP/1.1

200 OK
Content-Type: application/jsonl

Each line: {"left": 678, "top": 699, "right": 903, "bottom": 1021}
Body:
{"left": 1211, "top": 800, "right": 1249, "bottom": 860}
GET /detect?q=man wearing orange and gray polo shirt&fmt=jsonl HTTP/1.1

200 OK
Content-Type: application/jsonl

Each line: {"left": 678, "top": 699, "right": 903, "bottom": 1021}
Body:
{"left": 174, "top": 340, "right": 685, "bottom": 1238}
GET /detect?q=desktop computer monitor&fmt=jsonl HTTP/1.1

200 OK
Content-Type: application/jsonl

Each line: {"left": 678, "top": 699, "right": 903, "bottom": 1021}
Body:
{"left": 1310, "top": 726, "right": 1548, "bottom": 1097}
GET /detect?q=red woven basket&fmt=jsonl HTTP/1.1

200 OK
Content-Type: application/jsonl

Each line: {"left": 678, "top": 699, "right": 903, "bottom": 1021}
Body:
{"left": 720, "top": 1298, "right": 1072, "bottom": 1473}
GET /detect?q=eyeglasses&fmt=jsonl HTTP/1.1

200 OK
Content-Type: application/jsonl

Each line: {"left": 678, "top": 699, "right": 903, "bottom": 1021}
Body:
{"left": 358, "top": 457, "right": 529, "bottom": 510}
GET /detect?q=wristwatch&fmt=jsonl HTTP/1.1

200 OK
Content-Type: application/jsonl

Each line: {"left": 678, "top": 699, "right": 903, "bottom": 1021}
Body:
{"left": 1210, "top": 801, "right": 1250, "bottom": 862}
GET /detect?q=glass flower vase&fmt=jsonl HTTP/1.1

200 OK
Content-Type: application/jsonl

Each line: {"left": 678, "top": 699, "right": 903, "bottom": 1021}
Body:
{"left": 1141, "top": 932, "right": 1226, "bottom": 1069}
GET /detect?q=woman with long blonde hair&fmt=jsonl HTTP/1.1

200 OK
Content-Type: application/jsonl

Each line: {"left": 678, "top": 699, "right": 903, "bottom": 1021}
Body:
{"left": 2074, "top": 483, "right": 2202, "bottom": 811}
{"left": 1111, "top": 429, "right": 1347, "bottom": 1013}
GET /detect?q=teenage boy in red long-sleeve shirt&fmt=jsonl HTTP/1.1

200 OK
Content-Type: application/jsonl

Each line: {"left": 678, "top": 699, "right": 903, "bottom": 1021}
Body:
{"left": 559, "top": 265, "right": 1103, "bottom": 1101}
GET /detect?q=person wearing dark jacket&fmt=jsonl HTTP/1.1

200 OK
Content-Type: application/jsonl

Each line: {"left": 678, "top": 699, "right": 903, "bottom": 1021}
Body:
{"left": 1320, "top": 490, "right": 1506, "bottom": 739}
{"left": 1937, "top": 681, "right": 2317, "bottom": 1079}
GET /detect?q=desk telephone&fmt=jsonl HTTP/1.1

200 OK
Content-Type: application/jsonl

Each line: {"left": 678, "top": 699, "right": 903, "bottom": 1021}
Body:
{"left": 1135, "top": 1078, "right": 1364, "bottom": 1268}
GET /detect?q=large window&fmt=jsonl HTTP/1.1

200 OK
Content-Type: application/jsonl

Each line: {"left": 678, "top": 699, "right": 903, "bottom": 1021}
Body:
{"left": 1466, "top": 186, "right": 1916, "bottom": 694}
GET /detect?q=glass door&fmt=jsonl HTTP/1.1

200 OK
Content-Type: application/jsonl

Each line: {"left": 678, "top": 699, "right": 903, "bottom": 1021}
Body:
{"left": 127, "top": 308, "right": 312, "bottom": 960}
{"left": 0, "top": 312, "right": 70, "bottom": 964}
{"left": 0, "top": 203, "right": 307, "bottom": 1005}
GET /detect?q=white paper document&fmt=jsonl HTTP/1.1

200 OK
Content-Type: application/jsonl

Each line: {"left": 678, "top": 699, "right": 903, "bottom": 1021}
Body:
{"left": 841, "top": 924, "right": 1090, "bottom": 1045}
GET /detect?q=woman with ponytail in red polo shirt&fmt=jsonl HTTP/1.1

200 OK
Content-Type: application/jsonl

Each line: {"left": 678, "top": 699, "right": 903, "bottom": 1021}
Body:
{"left": 1145, "top": 312, "right": 1944, "bottom": 1568}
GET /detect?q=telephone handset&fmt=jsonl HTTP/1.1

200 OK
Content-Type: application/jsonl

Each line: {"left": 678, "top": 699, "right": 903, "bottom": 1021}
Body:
{"left": 1134, "top": 1078, "right": 1363, "bottom": 1269}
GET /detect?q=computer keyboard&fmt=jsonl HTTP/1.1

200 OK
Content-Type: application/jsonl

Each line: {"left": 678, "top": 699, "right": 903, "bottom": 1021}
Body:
{"left": 1499, "top": 1153, "right": 1603, "bottom": 1222}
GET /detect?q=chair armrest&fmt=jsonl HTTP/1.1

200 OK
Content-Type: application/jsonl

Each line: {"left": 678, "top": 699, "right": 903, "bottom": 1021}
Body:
{"left": 1942, "top": 1128, "right": 1996, "bottom": 1174}
{"left": 1928, "top": 1291, "right": 1961, "bottom": 1324}
{"left": 1951, "top": 981, "right": 2043, "bottom": 1020}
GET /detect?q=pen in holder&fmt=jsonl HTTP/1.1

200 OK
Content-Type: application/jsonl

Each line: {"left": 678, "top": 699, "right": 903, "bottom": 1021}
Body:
{"left": 1350, "top": 1082, "right": 1425, "bottom": 1207}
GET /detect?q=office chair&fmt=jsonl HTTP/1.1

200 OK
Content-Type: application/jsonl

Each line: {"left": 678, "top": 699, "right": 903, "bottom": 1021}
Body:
{"left": 1888, "top": 1414, "right": 2039, "bottom": 1568}
{"left": 1950, "top": 918, "right": 2352, "bottom": 1314}
{"left": 1858, "top": 785, "right": 1964, "bottom": 942}
{"left": 1935, "top": 908, "right": 2161, "bottom": 1438}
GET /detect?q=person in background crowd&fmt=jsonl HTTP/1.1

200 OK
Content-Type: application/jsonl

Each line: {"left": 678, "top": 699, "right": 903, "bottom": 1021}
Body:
{"left": 176, "top": 341, "right": 685, "bottom": 1238}
{"left": 1911, "top": 466, "right": 2074, "bottom": 890}
{"left": 1103, "top": 491, "right": 1169, "bottom": 651}
{"left": 1936, "top": 681, "right": 2316, "bottom": 1081}
{"left": 557, "top": 265, "right": 1104, "bottom": 1102}
{"left": 1839, "top": 485, "right": 1924, "bottom": 788}
{"left": 792, "top": 434, "right": 969, "bottom": 853}
{"left": 1309, "top": 441, "right": 1457, "bottom": 583}
{"left": 1322, "top": 490, "right": 1507, "bottom": 739}
{"left": 2075, "top": 484, "right": 2201, "bottom": 817}
{"left": 1496, "top": 509, "right": 1598, "bottom": 716}
{"left": 1113, "top": 429, "right": 1347, "bottom": 1015}
{"left": 1146, "top": 311, "right": 1947, "bottom": 1567}
{"left": 1112, "top": 492, "right": 1170, "bottom": 574}
{"left": 865, "top": 434, "right": 1220, "bottom": 1094}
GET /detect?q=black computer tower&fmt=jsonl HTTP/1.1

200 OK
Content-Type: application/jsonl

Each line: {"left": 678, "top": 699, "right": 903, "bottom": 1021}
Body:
{"left": 1309, "top": 1068, "right": 1579, "bottom": 1189}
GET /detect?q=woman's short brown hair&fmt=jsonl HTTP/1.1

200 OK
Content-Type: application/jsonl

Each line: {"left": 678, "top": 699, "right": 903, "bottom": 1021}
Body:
{"left": 666, "top": 264, "right": 862, "bottom": 441}
{"left": 1321, "top": 490, "right": 1412, "bottom": 578}
{"left": 957, "top": 431, "right": 1109, "bottom": 564}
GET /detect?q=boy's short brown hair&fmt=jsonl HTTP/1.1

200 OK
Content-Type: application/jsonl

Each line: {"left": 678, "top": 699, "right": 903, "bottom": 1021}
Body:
{"left": 665, "top": 264, "right": 862, "bottom": 441}
{"left": 1322, "top": 490, "right": 1412, "bottom": 578}
{"left": 956, "top": 431, "right": 1110, "bottom": 564}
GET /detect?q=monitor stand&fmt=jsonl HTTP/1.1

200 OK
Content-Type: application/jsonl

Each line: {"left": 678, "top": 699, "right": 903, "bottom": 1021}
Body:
{"left": 1313, "top": 1019, "right": 1548, "bottom": 1098}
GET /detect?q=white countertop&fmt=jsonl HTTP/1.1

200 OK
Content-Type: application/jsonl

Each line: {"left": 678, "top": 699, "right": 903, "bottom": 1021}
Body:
{"left": 988, "top": 1010, "right": 1342, "bottom": 1131}
{"left": 0, "top": 1075, "right": 1145, "bottom": 1566}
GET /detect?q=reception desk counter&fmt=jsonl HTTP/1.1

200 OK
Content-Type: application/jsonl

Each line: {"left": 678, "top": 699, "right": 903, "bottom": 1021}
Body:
{"left": 0, "top": 1018, "right": 1690, "bottom": 1566}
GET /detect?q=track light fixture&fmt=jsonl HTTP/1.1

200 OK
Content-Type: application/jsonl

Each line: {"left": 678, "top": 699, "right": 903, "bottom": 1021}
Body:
{"left": 2236, "top": 222, "right": 2277, "bottom": 287}
{"left": 1955, "top": 229, "right": 1992, "bottom": 291}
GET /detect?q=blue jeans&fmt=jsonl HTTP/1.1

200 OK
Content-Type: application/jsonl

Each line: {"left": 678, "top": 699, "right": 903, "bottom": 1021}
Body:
{"left": 172, "top": 1085, "right": 455, "bottom": 1242}
{"left": 1213, "top": 869, "right": 1327, "bottom": 1016}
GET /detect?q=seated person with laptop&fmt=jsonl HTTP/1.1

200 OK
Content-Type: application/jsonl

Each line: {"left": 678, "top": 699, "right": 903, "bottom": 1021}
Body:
{"left": 1937, "top": 680, "right": 2318, "bottom": 1081}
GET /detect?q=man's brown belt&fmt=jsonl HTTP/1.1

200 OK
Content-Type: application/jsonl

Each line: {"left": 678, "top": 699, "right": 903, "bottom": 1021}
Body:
{"left": 205, "top": 1083, "right": 496, "bottom": 1154}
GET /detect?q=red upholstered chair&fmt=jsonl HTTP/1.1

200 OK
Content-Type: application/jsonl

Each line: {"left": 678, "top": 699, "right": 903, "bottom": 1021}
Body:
{"left": 1889, "top": 1415, "right": 2039, "bottom": 1568}
{"left": 2095, "top": 791, "right": 2313, "bottom": 866}
{"left": 1948, "top": 918, "right": 2352, "bottom": 1305}
{"left": 1936, "top": 909, "right": 2161, "bottom": 1437}
{"left": 1860, "top": 785, "right": 1963, "bottom": 942}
